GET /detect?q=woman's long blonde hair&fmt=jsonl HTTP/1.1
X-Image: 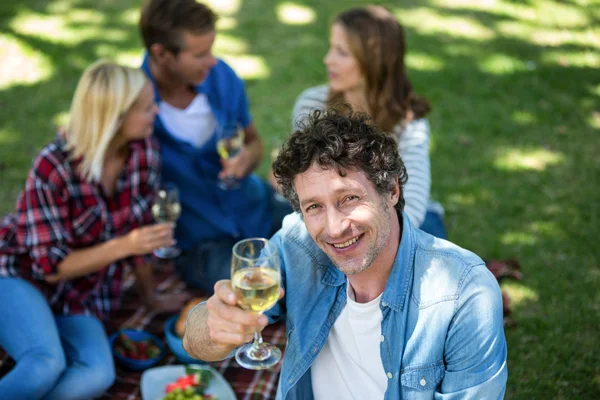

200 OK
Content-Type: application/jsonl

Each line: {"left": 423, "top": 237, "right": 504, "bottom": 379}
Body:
{"left": 65, "top": 60, "right": 148, "bottom": 182}
{"left": 327, "top": 6, "right": 431, "bottom": 132}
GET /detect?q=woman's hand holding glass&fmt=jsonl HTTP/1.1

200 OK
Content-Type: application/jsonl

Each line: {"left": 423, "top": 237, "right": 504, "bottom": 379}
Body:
{"left": 124, "top": 223, "right": 175, "bottom": 256}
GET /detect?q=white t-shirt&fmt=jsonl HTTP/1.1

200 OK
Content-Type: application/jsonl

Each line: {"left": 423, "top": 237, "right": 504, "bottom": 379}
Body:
{"left": 311, "top": 284, "right": 387, "bottom": 400}
{"left": 159, "top": 93, "right": 217, "bottom": 148}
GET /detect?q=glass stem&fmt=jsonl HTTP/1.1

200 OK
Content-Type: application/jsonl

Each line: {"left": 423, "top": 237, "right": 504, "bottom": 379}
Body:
{"left": 248, "top": 330, "right": 270, "bottom": 361}
{"left": 253, "top": 331, "right": 264, "bottom": 348}
{"left": 252, "top": 311, "right": 265, "bottom": 351}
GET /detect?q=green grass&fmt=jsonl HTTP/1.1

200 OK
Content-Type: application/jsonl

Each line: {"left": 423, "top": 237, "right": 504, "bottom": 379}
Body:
{"left": 0, "top": 0, "right": 598, "bottom": 398}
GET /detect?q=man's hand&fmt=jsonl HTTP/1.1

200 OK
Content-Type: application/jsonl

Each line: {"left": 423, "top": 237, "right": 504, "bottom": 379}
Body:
{"left": 217, "top": 123, "right": 263, "bottom": 181}
{"left": 183, "top": 279, "right": 284, "bottom": 361}
{"left": 205, "top": 280, "right": 284, "bottom": 347}
{"left": 218, "top": 147, "right": 255, "bottom": 181}
{"left": 123, "top": 223, "right": 175, "bottom": 256}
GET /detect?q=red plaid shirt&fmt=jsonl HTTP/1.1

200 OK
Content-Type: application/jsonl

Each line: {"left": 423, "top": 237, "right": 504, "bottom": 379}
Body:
{"left": 0, "top": 134, "right": 161, "bottom": 320}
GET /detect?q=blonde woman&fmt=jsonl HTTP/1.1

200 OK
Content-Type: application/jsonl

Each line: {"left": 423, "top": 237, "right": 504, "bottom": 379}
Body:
{"left": 0, "top": 61, "right": 175, "bottom": 399}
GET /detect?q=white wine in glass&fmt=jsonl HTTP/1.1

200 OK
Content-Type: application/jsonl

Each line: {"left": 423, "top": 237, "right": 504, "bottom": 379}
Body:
{"left": 216, "top": 128, "right": 244, "bottom": 190}
{"left": 151, "top": 202, "right": 181, "bottom": 223}
{"left": 231, "top": 238, "right": 282, "bottom": 370}
{"left": 232, "top": 267, "right": 280, "bottom": 313}
{"left": 152, "top": 183, "right": 181, "bottom": 259}
{"left": 217, "top": 134, "right": 244, "bottom": 160}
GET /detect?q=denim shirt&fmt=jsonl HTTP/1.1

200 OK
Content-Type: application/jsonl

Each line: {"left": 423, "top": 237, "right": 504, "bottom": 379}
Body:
{"left": 266, "top": 212, "right": 507, "bottom": 399}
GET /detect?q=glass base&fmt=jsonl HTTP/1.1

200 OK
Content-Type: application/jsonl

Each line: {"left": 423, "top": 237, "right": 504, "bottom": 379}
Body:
{"left": 218, "top": 176, "right": 241, "bottom": 190}
{"left": 153, "top": 246, "right": 181, "bottom": 259}
{"left": 235, "top": 342, "right": 281, "bottom": 370}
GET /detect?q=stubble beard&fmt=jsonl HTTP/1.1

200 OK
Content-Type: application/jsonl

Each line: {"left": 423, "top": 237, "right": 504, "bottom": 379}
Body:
{"left": 330, "top": 200, "right": 392, "bottom": 276}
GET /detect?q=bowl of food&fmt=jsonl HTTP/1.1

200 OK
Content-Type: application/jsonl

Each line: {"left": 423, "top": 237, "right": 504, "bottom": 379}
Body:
{"left": 110, "top": 329, "right": 165, "bottom": 371}
{"left": 164, "top": 298, "right": 207, "bottom": 364}
{"left": 164, "top": 315, "right": 206, "bottom": 364}
{"left": 141, "top": 364, "right": 236, "bottom": 400}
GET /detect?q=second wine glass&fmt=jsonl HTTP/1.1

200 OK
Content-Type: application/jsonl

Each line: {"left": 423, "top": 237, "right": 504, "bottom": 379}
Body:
{"left": 231, "top": 238, "right": 281, "bottom": 370}
{"left": 216, "top": 123, "right": 244, "bottom": 190}
{"left": 151, "top": 182, "right": 182, "bottom": 259}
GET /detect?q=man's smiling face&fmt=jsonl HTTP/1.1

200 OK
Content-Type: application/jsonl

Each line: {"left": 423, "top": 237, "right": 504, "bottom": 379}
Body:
{"left": 295, "top": 162, "right": 399, "bottom": 275}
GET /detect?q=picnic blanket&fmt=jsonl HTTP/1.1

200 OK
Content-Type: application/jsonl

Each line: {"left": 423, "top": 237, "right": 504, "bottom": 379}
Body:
{"left": 0, "top": 263, "right": 286, "bottom": 400}
{"left": 100, "top": 264, "right": 286, "bottom": 400}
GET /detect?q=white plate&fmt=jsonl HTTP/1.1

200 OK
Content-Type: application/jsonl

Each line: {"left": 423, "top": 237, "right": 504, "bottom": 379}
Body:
{"left": 141, "top": 365, "right": 236, "bottom": 400}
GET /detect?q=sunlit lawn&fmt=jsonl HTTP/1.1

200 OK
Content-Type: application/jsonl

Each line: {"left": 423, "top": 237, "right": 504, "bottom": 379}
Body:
{"left": 0, "top": 0, "right": 598, "bottom": 398}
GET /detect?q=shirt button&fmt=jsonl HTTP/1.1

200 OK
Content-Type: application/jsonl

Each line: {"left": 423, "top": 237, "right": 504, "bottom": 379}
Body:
{"left": 387, "top": 372, "right": 393, "bottom": 379}
{"left": 420, "top": 376, "right": 427, "bottom": 386}
{"left": 382, "top": 301, "right": 387, "bottom": 307}
{"left": 380, "top": 335, "right": 385, "bottom": 342}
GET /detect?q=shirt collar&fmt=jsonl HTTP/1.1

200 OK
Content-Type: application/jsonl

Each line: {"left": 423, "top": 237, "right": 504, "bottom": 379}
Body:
{"left": 381, "top": 211, "right": 415, "bottom": 312}
{"left": 141, "top": 53, "right": 207, "bottom": 103}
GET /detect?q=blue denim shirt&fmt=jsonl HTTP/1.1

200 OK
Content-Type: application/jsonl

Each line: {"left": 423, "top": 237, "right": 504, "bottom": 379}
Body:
{"left": 266, "top": 212, "right": 507, "bottom": 399}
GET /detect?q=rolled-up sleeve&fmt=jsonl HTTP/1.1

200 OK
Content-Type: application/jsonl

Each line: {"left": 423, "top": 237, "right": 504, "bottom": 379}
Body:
{"left": 435, "top": 264, "right": 508, "bottom": 399}
{"left": 18, "top": 177, "right": 72, "bottom": 279}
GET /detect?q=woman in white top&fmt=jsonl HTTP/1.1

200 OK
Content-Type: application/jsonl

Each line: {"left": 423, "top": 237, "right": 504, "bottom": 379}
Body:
{"left": 291, "top": 5, "right": 446, "bottom": 238}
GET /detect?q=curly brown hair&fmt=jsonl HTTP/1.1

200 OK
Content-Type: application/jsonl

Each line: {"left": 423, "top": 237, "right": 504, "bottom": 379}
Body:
{"left": 327, "top": 6, "right": 431, "bottom": 132}
{"left": 140, "top": 0, "right": 217, "bottom": 55}
{"left": 273, "top": 108, "right": 408, "bottom": 213}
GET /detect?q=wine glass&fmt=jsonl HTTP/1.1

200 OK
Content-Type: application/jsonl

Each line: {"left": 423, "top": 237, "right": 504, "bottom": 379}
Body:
{"left": 151, "top": 183, "right": 182, "bottom": 259}
{"left": 231, "top": 238, "right": 282, "bottom": 370}
{"left": 216, "top": 123, "right": 244, "bottom": 190}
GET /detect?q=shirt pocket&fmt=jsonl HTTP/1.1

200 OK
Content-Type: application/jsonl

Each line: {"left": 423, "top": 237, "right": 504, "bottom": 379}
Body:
{"left": 72, "top": 205, "right": 103, "bottom": 244}
{"left": 400, "top": 361, "right": 445, "bottom": 399}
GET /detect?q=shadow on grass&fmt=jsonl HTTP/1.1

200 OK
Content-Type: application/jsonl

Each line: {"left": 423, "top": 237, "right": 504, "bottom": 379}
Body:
{"left": 0, "top": 0, "right": 146, "bottom": 210}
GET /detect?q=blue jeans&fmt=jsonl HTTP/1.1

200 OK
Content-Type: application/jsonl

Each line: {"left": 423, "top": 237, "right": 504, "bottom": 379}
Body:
{"left": 176, "top": 187, "right": 293, "bottom": 293}
{"left": 419, "top": 209, "right": 447, "bottom": 239}
{"left": 0, "top": 278, "right": 115, "bottom": 400}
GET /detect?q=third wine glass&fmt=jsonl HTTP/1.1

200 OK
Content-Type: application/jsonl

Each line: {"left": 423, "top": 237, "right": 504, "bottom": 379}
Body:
{"left": 216, "top": 124, "right": 244, "bottom": 190}
{"left": 151, "top": 182, "right": 182, "bottom": 259}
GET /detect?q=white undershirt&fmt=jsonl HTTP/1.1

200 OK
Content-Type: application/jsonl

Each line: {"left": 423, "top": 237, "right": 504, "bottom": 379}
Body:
{"left": 311, "top": 284, "right": 387, "bottom": 400}
{"left": 158, "top": 93, "right": 217, "bottom": 148}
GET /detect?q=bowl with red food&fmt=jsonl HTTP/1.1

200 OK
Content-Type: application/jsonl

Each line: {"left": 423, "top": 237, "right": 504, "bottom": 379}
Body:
{"left": 109, "top": 329, "right": 165, "bottom": 371}
{"left": 141, "top": 364, "right": 236, "bottom": 400}
{"left": 163, "top": 365, "right": 215, "bottom": 399}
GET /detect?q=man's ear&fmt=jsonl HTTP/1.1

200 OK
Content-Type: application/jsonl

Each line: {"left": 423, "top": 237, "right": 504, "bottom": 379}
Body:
{"left": 149, "top": 43, "right": 168, "bottom": 62}
{"left": 390, "top": 176, "right": 400, "bottom": 206}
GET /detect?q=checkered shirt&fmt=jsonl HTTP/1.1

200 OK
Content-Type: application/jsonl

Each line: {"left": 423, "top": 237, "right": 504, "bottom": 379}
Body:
{"left": 0, "top": 134, "right": 161, "bottom": 320}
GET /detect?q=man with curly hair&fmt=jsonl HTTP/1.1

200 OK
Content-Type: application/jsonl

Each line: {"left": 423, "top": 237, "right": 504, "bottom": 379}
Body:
{"left": 184, "top": 109, "right": 508, "bottom": 399}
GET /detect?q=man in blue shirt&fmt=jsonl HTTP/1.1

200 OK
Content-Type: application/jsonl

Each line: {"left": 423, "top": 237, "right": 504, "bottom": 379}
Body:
{"left": 139, "top": 0, "right": 291, "bottom": 292}
{"left": 184, "top": 109, "right": 508, "bottom": 399}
